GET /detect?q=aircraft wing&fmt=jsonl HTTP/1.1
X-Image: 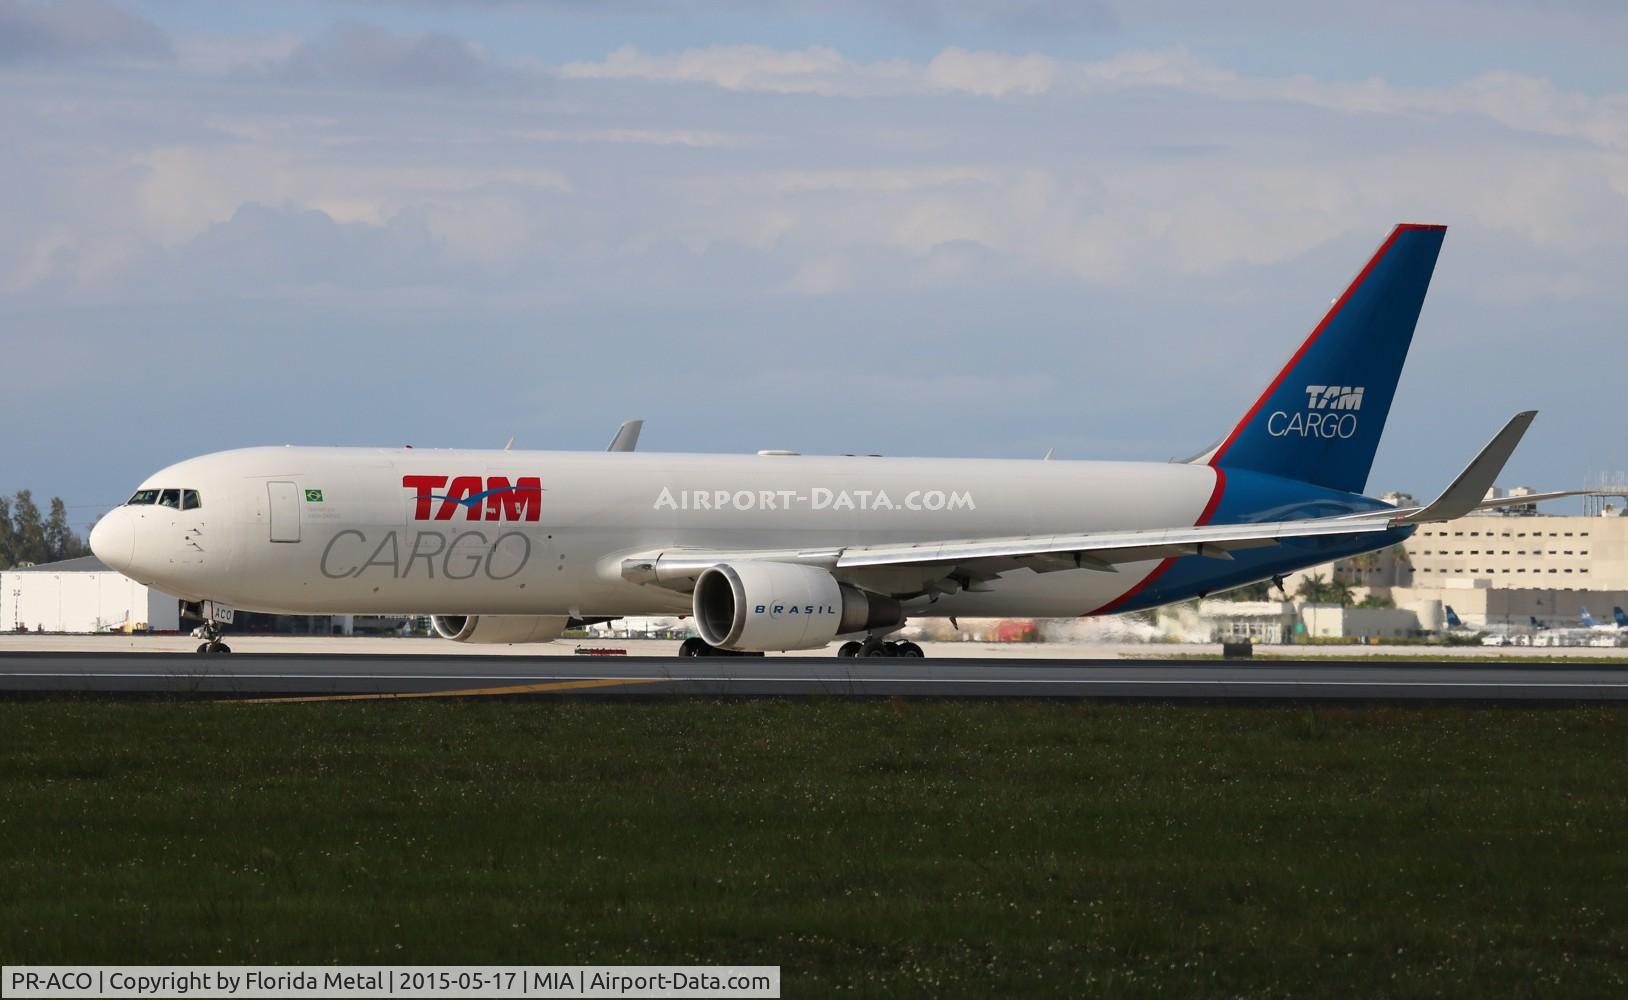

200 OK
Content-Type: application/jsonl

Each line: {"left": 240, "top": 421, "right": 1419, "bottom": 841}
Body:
{"left": 834, "top": 517, "right": 1379, "bottom": 571}
{"left": 620, "top": 411, "right": 1557, "bottom": 595}
{"left": 621, "top": 512, "right": 1404, "bottom": 595}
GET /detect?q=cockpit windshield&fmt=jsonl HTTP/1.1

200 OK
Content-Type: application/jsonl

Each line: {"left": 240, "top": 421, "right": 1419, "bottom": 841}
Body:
{"left": 126, "top": 488, "right": 202, "bottom": 509}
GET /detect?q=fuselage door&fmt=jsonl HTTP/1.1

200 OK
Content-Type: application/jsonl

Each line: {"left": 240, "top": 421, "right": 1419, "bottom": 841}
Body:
{"left": 268, "top": 481, "right": 302, "bottom": 543}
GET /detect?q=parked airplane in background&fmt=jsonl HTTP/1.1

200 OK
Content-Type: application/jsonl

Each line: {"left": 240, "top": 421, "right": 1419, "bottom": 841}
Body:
{"left": 1579, "top": 607, "right": 1628, "bottom": 631}
{"left": 91, "top": 224, "right": 1596, "bottom": 656}
{"left": 1453, "top": 606, "right": 1549, "bottom": 645}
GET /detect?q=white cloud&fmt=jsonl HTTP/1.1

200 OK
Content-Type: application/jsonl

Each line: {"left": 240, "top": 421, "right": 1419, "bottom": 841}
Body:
{"left": 781, "top": 254, "right": 855, "bottom": 295}
{"left": 770, "top": 166, "right": 992, "bottom": 194}
{"left": 514, "top": 127, "right": 743, "bottom": 147}
{"left": 558, "top": 44, "right": 909, "bottom": 97}
{"left": 127, "top": 144, "right": 571, "bottom": 248}
{"left": 6, "top": 25, "right": 1628, "bottom": 305}
{"left": 557, "top": 42, "right": 1628, "bottom": 156}
{"left": 923, "top": 48, "right": 1058, "bottom": 97}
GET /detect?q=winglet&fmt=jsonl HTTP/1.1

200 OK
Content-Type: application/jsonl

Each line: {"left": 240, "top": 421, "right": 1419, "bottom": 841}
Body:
{"left": 607, "top": 419, "right": 644, "bottom": 453}
{"left": 1395, "top": 411, "right": 1536, "bottom": 525}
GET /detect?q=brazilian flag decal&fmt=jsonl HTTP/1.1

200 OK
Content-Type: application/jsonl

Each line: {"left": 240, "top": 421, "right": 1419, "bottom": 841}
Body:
{"left": 305, "top": 489, "right": 324, "bottom": 503}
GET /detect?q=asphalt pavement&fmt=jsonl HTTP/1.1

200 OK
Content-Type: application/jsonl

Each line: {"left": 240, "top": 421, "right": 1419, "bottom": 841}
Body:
{"left": 3, "top": 652, "right": 1627, "bottom": 702}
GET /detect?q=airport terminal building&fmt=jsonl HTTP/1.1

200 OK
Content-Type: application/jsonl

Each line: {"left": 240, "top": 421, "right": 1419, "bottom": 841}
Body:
{"left": 1292, "top": 492, "right": 1628, "bottom": 634}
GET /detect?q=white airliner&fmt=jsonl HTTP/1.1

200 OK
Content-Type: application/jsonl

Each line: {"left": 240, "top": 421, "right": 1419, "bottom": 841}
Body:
{"left": 89, "top": 224, "right": 1590, "bottom": 656}
{"left": 1580, "top": 607, "right": 1628, "bottom": 632}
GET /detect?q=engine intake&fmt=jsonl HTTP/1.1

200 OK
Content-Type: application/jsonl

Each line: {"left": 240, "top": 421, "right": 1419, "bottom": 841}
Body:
{"left": 693, "top": 562, "right": 902, "bottom": 652}
{"left": 431, "top": 614, "right": 571, "bottom": 644}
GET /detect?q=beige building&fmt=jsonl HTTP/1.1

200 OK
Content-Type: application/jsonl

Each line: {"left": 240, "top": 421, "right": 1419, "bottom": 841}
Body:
{"left": 1287, "top": 495, "right": 1628, "bottom": 631}
{"left": 1406, "top": 512, "right": 1628, "bottom": 590}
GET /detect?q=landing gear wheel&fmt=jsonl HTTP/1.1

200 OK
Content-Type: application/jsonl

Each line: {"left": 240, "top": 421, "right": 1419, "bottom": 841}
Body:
{"left": 837, "top": 641, "right": 862, "bottom": 658}
{"left": 192, "top": 618, "right": 231, "bottom": 655}
{"left": 895, "top": 641, "right": 924, "bottom": 658}
{"left": 679, "top": 637, "right": 710, "bottom": 657}
{"left": 859, "top": 638, "right": 893, "bottom": 657}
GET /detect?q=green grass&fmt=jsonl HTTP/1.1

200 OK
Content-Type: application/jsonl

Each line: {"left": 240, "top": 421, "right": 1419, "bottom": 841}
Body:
{"left": 3, "top": 701, "right": 1626, "bottom": 997}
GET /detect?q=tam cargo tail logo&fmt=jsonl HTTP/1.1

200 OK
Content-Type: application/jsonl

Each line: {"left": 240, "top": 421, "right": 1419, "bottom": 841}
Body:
{"left": 1266, "top": 384, "right": 1367, "bottom": 440}
{"left": 403, "top": 475, "right": 544, "bottom": 521}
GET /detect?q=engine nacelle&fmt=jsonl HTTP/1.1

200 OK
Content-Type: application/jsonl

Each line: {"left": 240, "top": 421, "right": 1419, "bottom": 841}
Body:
{"left": 693, "top": 562, "right": 902, "bottom": 652}
{"left": 431, "top": 614, "right": 571, "bottom": 644}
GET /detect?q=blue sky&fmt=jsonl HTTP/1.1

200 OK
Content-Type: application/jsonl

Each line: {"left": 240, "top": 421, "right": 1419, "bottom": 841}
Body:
{"left": 3, "top": 0, "right": 1627, "bottom": 531}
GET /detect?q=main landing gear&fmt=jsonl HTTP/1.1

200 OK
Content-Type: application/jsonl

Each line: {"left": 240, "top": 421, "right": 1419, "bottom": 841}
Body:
{"left": 678, "top": 637, "right": 765, "bottom": 658}
{"left": 837, "top": 638, "right": 923, "bottom": 658}
{"left": 676, "top": 636, "right": 921, "bottom": 658}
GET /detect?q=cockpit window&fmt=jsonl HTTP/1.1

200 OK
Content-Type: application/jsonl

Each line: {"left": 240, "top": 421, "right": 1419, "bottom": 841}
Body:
{"left": 182, "top": 489, "right": 202, "bottom": 511}
{"left": 127, "top": 489, "right": 160, "bottom": 505}
{"left": 158, "top": 489, "right": 181, "bottom": 509}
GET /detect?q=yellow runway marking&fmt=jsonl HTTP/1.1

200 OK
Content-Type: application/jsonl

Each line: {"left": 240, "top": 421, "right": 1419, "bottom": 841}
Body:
{"left": 236, "top": 677, "right": 665, "bottom": 704}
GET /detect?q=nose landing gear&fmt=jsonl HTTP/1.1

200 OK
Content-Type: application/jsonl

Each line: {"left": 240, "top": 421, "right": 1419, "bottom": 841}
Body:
{"left": 183, "top": 600, "right": 234, "bottom": 654}
{"left": 190, "top": 620, "right": 231, "bottom": 654}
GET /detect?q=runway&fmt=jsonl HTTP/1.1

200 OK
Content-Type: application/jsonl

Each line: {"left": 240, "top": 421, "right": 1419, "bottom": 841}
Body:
{"left": 3, "top": 652, "right": 1628, "bottom": 702}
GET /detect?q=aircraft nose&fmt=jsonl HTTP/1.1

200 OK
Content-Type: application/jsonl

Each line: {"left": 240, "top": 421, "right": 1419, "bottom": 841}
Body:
{"left": 90, "top": 508, "right": 135, "bottom": 573}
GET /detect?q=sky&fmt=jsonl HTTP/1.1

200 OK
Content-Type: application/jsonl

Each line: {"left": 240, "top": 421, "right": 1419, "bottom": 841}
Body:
{"left": 3, "top": 0, "right": 1627, "bottom": 532}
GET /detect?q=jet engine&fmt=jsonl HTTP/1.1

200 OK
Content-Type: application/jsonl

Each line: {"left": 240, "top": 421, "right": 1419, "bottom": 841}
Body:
{"left": 431, "top": 614, "right": 571, "bottom": 644}
{"left": 692, "top": 562, "right": 902, "bottom": 652}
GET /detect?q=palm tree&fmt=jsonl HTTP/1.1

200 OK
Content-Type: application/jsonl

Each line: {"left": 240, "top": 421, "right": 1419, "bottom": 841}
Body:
{"left": 1331, "top": 579, "right": 1355, "bottom": 607}
{"left": 1295, "top": 573, "right": 1332, "bottom": 603}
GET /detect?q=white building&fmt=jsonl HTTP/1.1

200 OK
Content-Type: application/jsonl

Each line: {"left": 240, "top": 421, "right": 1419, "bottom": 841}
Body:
{"left": 1195, "top": 600, "right": 1423, "bottom": 643}
{"left": 1195, "top": 600, "right": 1296, "bottom": 644}
{"left": 1, "top": 555, "right": 180, "bottom": 634}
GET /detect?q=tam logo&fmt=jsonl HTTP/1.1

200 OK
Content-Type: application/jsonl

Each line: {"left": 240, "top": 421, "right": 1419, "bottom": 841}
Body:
{"left": 403, "top": 475, "right": 543, "bottom": 521}
{"left": 1304, "top": 385, "right": 1364, "bottom": 411}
